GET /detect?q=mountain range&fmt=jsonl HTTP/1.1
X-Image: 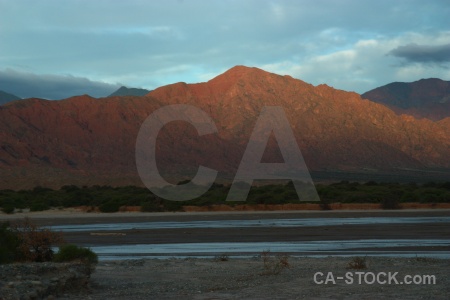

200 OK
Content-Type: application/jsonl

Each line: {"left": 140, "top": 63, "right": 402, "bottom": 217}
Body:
{"left": 108, "top": 86, "right": 151, "bottom": 97}
{"left": 1, "top": 66, "right": 449, "bottom": 189}
{"left": 362, "top": 78, "right": 450, "bottom": 121}
{"left": 0, "top": 90, "right": 21, "bottom": 105}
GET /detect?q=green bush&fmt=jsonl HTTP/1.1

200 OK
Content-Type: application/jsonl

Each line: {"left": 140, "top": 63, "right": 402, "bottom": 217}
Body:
{"left": 401, "top": 191, "right": 420, "bottom": 202}
{"left": 12, "top": 218, "right": 63, "bottom": 262}
{"left": 0, "top": 182, "right": 448, "bottom": 212}
{"left": 1, "top": 205, "right": 15, "bottom": 214}
{"left": 30, "top": 201, "right": 50, "bottom": 212}
{"left": 99, "top": 200, "right": 120, "bottom": 212}
{"left": 140, "top": 200, "right": 162, "bottom": 212}
{"left": 0, "top": 222, "right": 20, "bottom": 264}
{"left": 54, "top": 244, "right": 98, "bottom": 265}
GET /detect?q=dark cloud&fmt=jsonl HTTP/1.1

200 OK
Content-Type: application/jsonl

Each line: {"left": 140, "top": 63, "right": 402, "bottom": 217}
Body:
{"left": 0, "top": 69, "right": 120, "bottom": 100}
{"left": 388, "top": 43, "right": 450, "bottom": 63}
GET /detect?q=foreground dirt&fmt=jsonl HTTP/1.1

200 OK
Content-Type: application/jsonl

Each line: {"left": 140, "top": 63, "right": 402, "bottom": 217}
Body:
{"left": 0, "top": 262, "right": 92, "bottom": 300}
{"left": 60, "top": 257, "right": 449, "bottom": 299}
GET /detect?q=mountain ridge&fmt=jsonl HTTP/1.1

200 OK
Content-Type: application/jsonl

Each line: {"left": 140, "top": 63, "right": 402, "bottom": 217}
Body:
{"left": 0, "top": 90, "right": 21, "bottom": 105}
{"left": 1, "top": 66, "right": 449, "bottom": 189}
{"left": 362, "top": 78, "right": 450, "bottom": 121}
{"left": 109, "top": 86, "right": 150, "bottom": 97}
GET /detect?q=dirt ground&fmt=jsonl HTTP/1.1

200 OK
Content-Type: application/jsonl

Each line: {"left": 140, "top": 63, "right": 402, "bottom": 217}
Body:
{"left": 59, "top": 256, "right": 449, "bottom": 299}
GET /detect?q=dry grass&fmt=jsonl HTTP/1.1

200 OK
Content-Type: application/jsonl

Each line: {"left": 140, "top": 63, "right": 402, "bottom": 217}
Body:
{"left": 260, "top": 250, "right": 291, "bottom": 275}
{"left": 346, "top": 256, "right": 367, "bottom": 269}
{"left": 214, "top": 254, "right": 229, "bottom": 262}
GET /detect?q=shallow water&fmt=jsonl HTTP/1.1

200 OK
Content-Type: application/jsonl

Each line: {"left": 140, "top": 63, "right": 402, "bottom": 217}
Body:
{"left": 47, "top": 216, "right": 450, "bottom": 260}
{"left": 48, "top": 216, "right": 450, "bottom": 232}
{"left": 91, "top": 239, "right": 450, "bottom": 260}
{"left": 98, "top": 253, "right": 450, "bottom": 260}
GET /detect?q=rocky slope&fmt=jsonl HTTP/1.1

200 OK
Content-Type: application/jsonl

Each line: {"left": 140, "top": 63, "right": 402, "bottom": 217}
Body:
{"left": 1, "top": 66, "right": 449, "bottom": 189}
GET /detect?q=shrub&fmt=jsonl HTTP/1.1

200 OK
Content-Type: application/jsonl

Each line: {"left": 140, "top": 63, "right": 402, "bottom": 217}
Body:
{"left": 140, "top": 200, "right": 162, "bottom": 212}
{"left": 54, "top": 244, "right": 98, "bottom": 265}
{"left": 347, "top": 256, "right": 367, "bottom": 269}
{"left": 99, "top": 200, "right": 120, "bottom": 212}
{"left": 1, "top": 205, "right": 15, "bottom": 214}
{"left": 401, "top": 191, "right": 420, "bottom": 202}
{"left": 214, "top": 254, "right": 229, "bottom": 262}
{"left": 54, "top": 244, "right": 98, "bottom": 276}
{"left": 364, "top": 181, "right": 378, "bottom": 186}
{"left": 440, "top": 182, "right": 450, "bottom": 190}
{"left": 260, "top": 250, "right": 290, "bottom": 275}
{"left": 30, "top": 201, "right": 50, "bottom": 212}
{"left": 0, "top": 222, "right": 20, "bottom": 264}
{"left": 11, "top": 217, "right": 64, "bottom": 262}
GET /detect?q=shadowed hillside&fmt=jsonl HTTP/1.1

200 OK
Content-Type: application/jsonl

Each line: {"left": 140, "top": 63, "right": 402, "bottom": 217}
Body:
{"left": 362, "top": 78, "right": 450, "bottom": 121}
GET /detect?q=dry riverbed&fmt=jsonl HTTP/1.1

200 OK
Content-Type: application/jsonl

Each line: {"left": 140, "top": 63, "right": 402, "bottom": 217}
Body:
{"left": 1, "top": 210, "right": 449, "bottom": 299}
{"left": 53, "top": 256, "right": 449, "bottom": 300}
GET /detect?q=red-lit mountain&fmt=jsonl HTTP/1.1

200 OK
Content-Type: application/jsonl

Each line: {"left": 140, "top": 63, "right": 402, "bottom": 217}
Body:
{"left": 1, "top": 66, "right": 449, "bottom": 189}
{"left": 362, "top": 78, "right": 450, "bottom": 121}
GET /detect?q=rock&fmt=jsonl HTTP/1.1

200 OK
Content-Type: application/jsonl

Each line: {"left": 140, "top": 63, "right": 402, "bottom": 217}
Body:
{"left": 0, "top": 262, "right": 94, "bottom": 299}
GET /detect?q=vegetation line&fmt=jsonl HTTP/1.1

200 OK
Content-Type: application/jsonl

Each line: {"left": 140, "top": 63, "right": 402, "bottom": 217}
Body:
{"left": 1, "top": 181, "right": 449, "bottom": 214}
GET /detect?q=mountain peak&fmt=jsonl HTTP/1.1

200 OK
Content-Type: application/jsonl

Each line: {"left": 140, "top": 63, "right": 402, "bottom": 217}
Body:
{"left": 109, "top": 86, "right": 150, "bottom": 97}
{"left": 416, "top": 78, "right": 445, "bottom": 83}
{"left": 208, "top": 65, "right": 279, "bottom": 84}
{"left": 203, "top": 65, "right": 303, "bottom": 96}
{"left": 220, "top": 65, "right": 265, "bottom": 76}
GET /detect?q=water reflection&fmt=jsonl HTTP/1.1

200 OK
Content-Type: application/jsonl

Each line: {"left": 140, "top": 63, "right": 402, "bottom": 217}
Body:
{"left": 49, "top": 216, "right": 450, "bottom": 232}
{"left": 91, "top": 239, "right": 450, "bottom": 260}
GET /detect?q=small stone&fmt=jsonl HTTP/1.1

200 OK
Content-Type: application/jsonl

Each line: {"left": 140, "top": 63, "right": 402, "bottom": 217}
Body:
{"left": 31, "top": 281, "right": 42, "bottom": 285}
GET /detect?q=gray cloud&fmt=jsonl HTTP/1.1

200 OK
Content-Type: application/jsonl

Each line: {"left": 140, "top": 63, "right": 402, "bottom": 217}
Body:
{"left": 0, "top": 1, "right": 449, "bottom": 94}
{"left": 0, "top": 69, "right": 120, "bottom": 100}
{"left": 388, "top": 43, "right": 450, "bottom": 63}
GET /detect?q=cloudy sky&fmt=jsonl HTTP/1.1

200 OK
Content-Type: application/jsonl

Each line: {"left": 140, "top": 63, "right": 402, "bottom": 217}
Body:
{"left": 1, "top": 0, "right": 450, "bottom": 99}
